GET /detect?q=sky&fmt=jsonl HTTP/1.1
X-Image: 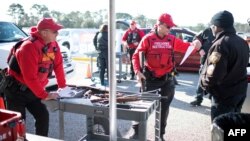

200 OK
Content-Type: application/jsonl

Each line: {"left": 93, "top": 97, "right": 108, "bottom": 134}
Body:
{"left": 1, "top": 0, "right": 250, "bottom": 26}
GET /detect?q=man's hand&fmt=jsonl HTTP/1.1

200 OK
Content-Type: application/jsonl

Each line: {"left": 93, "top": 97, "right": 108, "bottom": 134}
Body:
{"left": 45, "top": 92, "right": 60, "bottom": 100}
{"left": 123, "top": 41, "right": 128, "bottom": 48}
{"left": 199, "top": 49, "right": 205, "bottom": 56}
{"left": 191, "top": 39, "right": 202, "bottom": 51}
{"left": 136, "top": 71, "right": 146, "bottom": 84}
{"left": 133, "top": 42, "right": 139, "bottom": 46}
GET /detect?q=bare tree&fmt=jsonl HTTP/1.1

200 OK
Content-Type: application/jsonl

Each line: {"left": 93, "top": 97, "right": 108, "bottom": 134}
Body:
{"left": 30, "top": 4, "right": 50, "bottom": 19}
{"left": 116, "top": 13, "right": 132, "bottom": 20}
{"left": 7, "top": 3, "right": 25, "bottom": 24}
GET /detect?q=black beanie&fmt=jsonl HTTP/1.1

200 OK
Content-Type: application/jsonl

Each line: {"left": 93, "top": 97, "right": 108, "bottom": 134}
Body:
{"left": 211, "top": 10, "right": 234, "bottom": 28}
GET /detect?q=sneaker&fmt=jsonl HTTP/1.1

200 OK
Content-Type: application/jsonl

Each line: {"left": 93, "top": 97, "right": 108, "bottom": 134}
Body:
{"left": 190, "top": 99, "right": 202, "bottom": 106}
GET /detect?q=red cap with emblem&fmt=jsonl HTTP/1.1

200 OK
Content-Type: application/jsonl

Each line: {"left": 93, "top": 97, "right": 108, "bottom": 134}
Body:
{"left": 37, "top": 18, "right": 63, "bottom": 31}
{"left": 158, "top": 13, "right": 176, "bottom": 27}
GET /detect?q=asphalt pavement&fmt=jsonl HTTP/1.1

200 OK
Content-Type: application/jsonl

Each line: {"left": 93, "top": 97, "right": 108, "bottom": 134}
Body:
{"left": 25, "top": 60, "right": 212, "bottom": 141}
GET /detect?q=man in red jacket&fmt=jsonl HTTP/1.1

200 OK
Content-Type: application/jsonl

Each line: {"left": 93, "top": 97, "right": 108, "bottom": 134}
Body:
{"left": 4, "top": 18, "right": 66, "bottom": 137}
{"left": 122, "top": 20, "right": 145, "bottom": 80}
{"left": 132, "top": 13, "right": 201, "bottom": 140}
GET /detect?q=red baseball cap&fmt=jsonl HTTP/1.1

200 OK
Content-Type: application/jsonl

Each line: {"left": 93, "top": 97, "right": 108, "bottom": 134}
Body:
{"left": 158, "top": 13, "right": 176, "bottom": 27}
{"left": 130, "top": 20, "right": 136, "bottom": 25}
{"left": 37, "top": 18, "right": 63, "bottom": 31}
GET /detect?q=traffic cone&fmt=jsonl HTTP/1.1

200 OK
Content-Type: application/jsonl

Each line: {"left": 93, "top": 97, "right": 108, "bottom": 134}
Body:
{"left": 0, "top": 97, "right": 5, "bottom": 109}
{"left": 85, "top": 63, "right": 92, "bottom": 79}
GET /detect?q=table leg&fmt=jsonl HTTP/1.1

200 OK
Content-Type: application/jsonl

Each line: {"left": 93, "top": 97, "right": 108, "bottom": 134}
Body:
{"left": 59, "top": 110, "right": 64, "bottom": 140}
{"left": 155, "top": 102, "right": 161, "bottom": 141}
{"left": 138, "top": 121, "right": 147, "bottom": 141}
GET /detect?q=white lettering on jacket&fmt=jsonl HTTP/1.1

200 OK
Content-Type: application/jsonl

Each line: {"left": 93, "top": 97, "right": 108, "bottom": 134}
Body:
{"left": 152, "top": 42, "right": 172, "bottom": 49}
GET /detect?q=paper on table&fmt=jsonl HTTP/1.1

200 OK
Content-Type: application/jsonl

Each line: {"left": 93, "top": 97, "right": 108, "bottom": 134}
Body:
{"left": 58, "top": 86, "right": 75, "bottom": 98}
{"left": 179, "top": 45, "right": 195, "bottom": 65}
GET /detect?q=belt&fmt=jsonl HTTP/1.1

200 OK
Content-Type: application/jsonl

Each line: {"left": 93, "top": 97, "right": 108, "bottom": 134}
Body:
{"left": 8, "top": 77, "right": 28, "bottom": 92}
{"left": 153, "top": 74, "right": 173, "bottom": 81}
{"left": 144, "top": 67, "right": 173, "bottom": 81}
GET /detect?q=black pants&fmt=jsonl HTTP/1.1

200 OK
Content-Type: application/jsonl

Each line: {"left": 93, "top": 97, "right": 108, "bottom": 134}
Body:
{"left": 134, "top": 74, "right": 175, "bottom": 135}
{"left": 4, "top": 81, "right": 49, "bottom": 137}
{"left": 128, "top": 48, "right": 136, "bottom": 77}
{"left": 98, "top": 53, "right": 108, "bottom": 85}
{"left": 211, "top": 94, "right": 246, "bottom": 122}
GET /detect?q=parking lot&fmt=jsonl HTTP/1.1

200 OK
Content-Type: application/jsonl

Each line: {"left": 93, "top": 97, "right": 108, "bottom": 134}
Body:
{"left": 25, "top": 60, "right": 212, "bottom": 141}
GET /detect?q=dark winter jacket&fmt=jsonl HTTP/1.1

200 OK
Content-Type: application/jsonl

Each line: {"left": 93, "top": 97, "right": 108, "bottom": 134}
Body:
{"left": 200, "top": 27, "right": 249, "bottom": 99}
{"left": 195, "top": 27, "right": 215, "bottom": 64}
{"left": 97, "top": 31, "right": 108, "bottom": 53}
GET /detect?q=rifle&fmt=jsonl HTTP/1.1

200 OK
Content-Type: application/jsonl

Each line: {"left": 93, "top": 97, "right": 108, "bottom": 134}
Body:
{"left": 139, "top": 51, "right": 146, "bottom": 92}
{"left": 91, "top": 96, "right": 139, "bottom": 104}
{"left": 90, "top": 93, "right": 167, "bottom": 104}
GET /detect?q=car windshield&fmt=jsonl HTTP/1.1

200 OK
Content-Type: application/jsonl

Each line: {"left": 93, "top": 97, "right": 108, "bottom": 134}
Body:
{"left": 0, "top": 22, "right": 27, "bottom": 43}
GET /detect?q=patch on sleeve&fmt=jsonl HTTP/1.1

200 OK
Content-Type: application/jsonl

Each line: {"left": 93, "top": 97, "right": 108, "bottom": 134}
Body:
{"left": 209, "top": 52, "right": 221, "bottom": 64}
{"left": 206, "top": 64, "right": 215, "bottom": 76}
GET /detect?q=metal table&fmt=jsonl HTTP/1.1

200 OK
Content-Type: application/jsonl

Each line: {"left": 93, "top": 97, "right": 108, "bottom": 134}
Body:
{"left": 83, "top": 51, "right": 128, "bottom": 83}
{"left": 44, "top": 97, "right": 160, "bottom": 141}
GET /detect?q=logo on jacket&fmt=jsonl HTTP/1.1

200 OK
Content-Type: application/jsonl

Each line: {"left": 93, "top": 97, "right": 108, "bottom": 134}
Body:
{"left": 152, "top": 42, "right": 172, "bottom": 49}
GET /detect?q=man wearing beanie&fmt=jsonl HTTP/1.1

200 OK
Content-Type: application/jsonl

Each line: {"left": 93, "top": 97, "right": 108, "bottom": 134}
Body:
{"left": 4, "top": 18, "right": 66, "bottom": 137}
{"left": 199, "top": 10, "right": 249, "bottom": 121}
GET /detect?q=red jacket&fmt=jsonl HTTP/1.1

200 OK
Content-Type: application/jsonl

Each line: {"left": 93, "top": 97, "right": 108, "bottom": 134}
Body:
{"left": 132, "top": 31, "right": 193, "bottom": 78}
{"left": 122, "top": 28, "right": 145, "bottom": 49}
{"left": 8, "top": 28, "right": 66, "bottom": 99}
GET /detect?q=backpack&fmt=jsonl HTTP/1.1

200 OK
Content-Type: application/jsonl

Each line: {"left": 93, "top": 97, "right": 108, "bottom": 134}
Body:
{"left": 7, "top": 37, "right": 37, "bottom": 74}
{"left": 93, "top": 31, "right": 99, "bottom": 50}
{"left": 7, "top": 37, "right": 56, "bottom": 77}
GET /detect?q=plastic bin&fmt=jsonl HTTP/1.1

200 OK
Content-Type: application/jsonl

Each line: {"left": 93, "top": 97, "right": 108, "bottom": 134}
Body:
{"left": 0, "top": 109, "right": 23, "bottom": 141}
{"left": 211, "top": 112, "right": 250, "bottom": 141}
{"left": 242, "top": 82, "right": 250, "bottom": 113}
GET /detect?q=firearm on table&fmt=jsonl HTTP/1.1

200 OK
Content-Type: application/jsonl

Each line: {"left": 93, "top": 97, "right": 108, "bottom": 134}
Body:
{"left": 90, "top": 96, "right": 139, "bottom": 104}
{"left": 81, "top": 87, "right": 166, "bottom": 104}
{"left": 90, "top": 93, "right": 167, "bottom": 104}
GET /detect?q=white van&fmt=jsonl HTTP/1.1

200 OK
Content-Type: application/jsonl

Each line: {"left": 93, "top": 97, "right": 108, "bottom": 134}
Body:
{"left": 57, "top": 28, "right": 98, "bottom": 54}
